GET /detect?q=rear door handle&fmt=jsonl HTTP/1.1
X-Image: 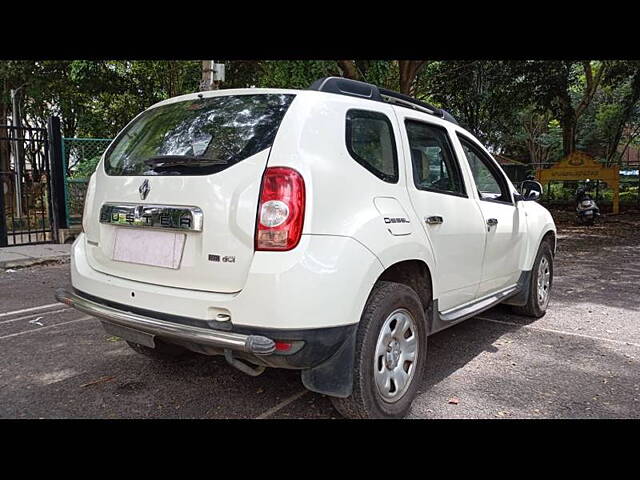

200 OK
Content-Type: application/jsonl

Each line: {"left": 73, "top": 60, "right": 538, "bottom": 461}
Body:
{"left": 487, "top": 218, "right": 498, "bottom": 227}
{"left": 425, "top": 216, "right": 444, "bottom": 225}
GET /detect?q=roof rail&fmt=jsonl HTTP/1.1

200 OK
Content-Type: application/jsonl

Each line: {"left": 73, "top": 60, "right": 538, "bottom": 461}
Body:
{"left": 308, "top": 76, "right": 458, "bottom": 125}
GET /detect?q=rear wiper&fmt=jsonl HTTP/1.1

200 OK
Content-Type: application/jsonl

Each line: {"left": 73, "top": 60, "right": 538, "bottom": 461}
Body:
{"left": 143, "top": 155, "right": 219, "bottom": 168}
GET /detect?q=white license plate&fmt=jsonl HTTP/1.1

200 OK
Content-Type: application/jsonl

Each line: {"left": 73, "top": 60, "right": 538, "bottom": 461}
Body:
{"left": 112, "top": 228, "right": 186, "bottom": 269}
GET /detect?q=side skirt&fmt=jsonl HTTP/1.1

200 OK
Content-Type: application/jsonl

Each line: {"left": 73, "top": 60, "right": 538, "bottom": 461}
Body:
{"left": 427, "top": 270, "right": 531, "bottom": 336}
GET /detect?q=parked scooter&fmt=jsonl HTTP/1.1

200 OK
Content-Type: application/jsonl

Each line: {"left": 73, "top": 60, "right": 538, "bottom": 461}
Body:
{"left": 575, "top": 180, "right": 600, "bottom": 225}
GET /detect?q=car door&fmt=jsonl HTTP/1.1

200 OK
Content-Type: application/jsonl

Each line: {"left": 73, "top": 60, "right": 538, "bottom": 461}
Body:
{"left": 397, "top": 115, "right": 487, "bottom": 312}
{"left": 454, "top": 133, "right": 526, "bottom": 298}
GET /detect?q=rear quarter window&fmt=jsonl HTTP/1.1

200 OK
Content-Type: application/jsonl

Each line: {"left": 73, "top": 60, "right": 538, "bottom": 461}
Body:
{"left": 345, "top": 109, "right": 398, "bottom": 183}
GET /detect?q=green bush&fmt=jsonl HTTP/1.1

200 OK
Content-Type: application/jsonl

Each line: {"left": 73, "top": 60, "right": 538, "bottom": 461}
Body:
{"left": 71, "top": 154, "right": 101, "bottom": 179}
{"left": 540, "top": 181, "right": 639, "bottom": 207}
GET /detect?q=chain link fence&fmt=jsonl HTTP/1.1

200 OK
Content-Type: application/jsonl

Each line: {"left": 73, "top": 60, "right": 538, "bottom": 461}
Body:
{"left": 62, "top": 138, "right": 113, "bottom": 226}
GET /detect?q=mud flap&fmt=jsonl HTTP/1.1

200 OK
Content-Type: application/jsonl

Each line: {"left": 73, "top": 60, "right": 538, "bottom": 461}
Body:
{"left": 300, "top": 324, "right": 357, "bottom": 398}
{"left": 501, "top": 270, "right": 532, "bottom": 307}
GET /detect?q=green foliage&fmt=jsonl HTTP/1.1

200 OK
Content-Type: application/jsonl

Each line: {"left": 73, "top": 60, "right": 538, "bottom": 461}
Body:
{"left": 420, "top": 61, "right": 532, "bottom": 150}
{"left": 505, "top": 106, "right": 563, "bottom": 163}
{"left": 541, "top": 182, "right": 639, "bottom": 207}
{"left": 63, "top": 138, "right": 113, "bottom": 180}
{"left": 251, "top": 60, "right": 398, "bottom": 91}
{"left": 577, "top": 67, "right": 640, "bottom": 164}
{"left": 357, "top": 61, "right": 398, "bottom": 89}
{"left": 71, "top": 155, "right": 101, "bottom": 179}
{"left": 256, "top": 61, "right": 341, "bottom": 89}
{"left": 1, "top": 59, "right": 640, "bottom": 184}
{"left": 1, "top": 60, "right": 201, "bottom": 138}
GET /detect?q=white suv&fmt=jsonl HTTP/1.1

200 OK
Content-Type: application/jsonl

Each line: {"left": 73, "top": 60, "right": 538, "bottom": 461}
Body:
{"left": 56, "top": 77, "right": 556, "bottom": 419}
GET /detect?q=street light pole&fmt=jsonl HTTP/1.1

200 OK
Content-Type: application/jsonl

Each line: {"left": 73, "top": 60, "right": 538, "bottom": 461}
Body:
{"left": 200, "top": 60, "right": 225, "bottom": 91}
{"left": 10, "top": 85, "right": 25, "bottom": 217}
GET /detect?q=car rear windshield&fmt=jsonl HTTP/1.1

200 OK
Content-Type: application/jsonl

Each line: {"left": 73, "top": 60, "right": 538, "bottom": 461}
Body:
{"left": 104, "top": 93, "right": 295, "bottom": 176}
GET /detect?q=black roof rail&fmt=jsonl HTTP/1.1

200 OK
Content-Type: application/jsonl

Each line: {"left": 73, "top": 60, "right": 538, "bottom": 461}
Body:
{"left": 308, "top": 77, "right": 383, "bottom": 101}
{"left": 308, "top": 76, "right": 458, "bottom": 125}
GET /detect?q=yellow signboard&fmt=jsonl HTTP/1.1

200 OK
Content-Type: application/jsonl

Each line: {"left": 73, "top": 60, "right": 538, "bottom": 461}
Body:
{"left": 536, "top": 152, "right": 619, "bottom": 214}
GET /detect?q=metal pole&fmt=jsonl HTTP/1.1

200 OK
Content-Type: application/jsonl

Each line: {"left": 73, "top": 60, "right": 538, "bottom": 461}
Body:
{"left": 201, "top": 60, "right": 213, "bottom": 91}
{"left": 10, "top": 88, "right": 23, "bottom": 217}
{"left": 210, "top": 60, "right": 218, "bottom": 90}
{"left": 47, "top": 116, "right": 68, "bottom": 232}
{"left": 200, "top": 60, "right": 223, "bottom": 91}
{"left": 0, "top": 168, "right": 7, "bottom": 247}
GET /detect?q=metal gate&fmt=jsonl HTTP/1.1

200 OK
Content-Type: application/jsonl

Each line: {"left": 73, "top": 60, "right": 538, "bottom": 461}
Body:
{"left": 0, "top": 125, "right": 55, "bottom": 246}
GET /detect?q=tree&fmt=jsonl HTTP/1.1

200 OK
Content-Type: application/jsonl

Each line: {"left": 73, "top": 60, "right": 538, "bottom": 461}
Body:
{"left": 398, "top": 60, "right": 428, "bottom": 95}
{"left": 601, "top": 61, "right": 640, "bottom": 165}
{"left": 523, "top": 61, "right": 607, "bottom": 157}
{"left": 421, "top": 61, "right": 532, "bottom": 151}
{"left": 257, "top": 60, "right": 341, "bottom": 89}
{"left": 337, "top": 60, "right": 360, "bottom": 80}
{"left": 3, "top": 59, "right": 640, "bottom": 177}
{"left": 337, "top": 60, "right": 427, "bottom": 94}
{"left": 513, "top": 106, "right": 562, "bottom": 165}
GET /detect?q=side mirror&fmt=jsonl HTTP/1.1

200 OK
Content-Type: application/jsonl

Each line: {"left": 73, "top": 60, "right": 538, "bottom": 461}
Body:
{"left": 519, "top": 180, "right": 543, "bottom": 201}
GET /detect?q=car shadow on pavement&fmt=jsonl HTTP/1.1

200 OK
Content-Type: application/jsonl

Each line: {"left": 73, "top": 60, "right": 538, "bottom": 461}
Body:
{"left": 414, "top": 311, "right": 639, "bottom": 418}
{"left": 2, "top": 305, "right": 635, "bottom": 419}
{"left": 110, "top": 350, "right": 306, "bottom": 418}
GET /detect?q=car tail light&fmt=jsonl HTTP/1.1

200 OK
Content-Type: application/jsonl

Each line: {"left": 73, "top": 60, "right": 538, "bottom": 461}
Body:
{"left": 255, "top": 167, "right": 305, "bottom": 251}
{"left": 274, "top": 341, "right": 293, "bottom": 352}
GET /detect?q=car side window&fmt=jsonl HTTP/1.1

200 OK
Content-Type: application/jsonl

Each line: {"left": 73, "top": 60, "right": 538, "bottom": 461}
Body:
{"left": 405, "top": 120, "right": 466, "bottom": 196}
{"left": 457, "top": 135, "right": 512, "bottom": 204}
{"left": 346, "top": 109, "right": 398, "bottom": 183}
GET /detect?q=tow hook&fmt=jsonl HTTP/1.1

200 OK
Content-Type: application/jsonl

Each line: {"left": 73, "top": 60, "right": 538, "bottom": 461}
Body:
{"left": 224, "top": 349, "right": 266, "bottom": 377}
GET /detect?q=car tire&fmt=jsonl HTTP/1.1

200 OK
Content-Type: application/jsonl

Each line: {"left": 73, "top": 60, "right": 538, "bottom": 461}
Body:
{"left": 330, "top": 281, "right": 428, "bottom": 419}
{"left": 512, "top": 240, "right": 554, "bottom": 318}
{"left": 126, "top": 339, "right": 192, "bottom": 361}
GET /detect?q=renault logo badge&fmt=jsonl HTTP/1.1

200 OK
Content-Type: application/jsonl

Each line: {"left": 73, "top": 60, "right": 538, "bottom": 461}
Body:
{"left": 139, "top": 179, "right": 150, "bottom": 200}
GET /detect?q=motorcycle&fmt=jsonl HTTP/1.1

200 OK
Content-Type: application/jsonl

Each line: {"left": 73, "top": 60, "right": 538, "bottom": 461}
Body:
{"left": 575, "top": 180, "right": 600, "bottom": 225}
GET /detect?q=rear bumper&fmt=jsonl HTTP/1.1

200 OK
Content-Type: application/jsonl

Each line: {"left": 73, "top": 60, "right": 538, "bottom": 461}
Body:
{"left": 55, "top": 287, "right": 357, "bottom": 371}
{"left": 70, "top": 232, "right": 382, "bottom": 330}
{"left": 60, "top": 232, "right": 378, "bottom": 397}
{"left": 55, "top": 288, "right": 276, "bottom": 355}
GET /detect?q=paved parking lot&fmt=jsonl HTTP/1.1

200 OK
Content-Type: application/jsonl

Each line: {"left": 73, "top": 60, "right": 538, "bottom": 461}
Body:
{"left": 1, "top": 210, "right": 638, "bottom": 419}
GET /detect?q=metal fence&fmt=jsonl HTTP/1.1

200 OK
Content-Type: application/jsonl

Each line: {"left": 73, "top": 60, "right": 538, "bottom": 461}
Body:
{"left": 501, "top": 164, "right": 534, "bottom": 184}
{"left": 0, "top": 125, "right": 55, "bottom": 246}
{"left": 62, "top": 138, "right": 112, "bottom": 226}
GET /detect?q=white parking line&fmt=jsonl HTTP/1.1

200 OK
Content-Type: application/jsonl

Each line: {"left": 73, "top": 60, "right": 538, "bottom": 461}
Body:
{"left": 0, "top": 308, "right": 71, "bottom": 325}
{"left": 0, "top": 316, "right": 92, "bottom": 341}
{"left": 476, "top": 316, "right": 640, "bottom": 348}
{"left": 0, "top": 302, "right": 63, "bottom": 318}
{"left": 255, "top": 390, "right": 308, "bottom": 419}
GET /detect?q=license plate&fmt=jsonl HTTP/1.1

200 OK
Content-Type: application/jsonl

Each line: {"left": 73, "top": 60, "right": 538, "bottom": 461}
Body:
{"left": 112, "top": 228, "right": 186, "bottom": 269}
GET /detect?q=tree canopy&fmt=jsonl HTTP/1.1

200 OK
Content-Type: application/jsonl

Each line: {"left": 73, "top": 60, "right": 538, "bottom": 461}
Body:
{"left": 2, "top": 59, "right": 639, "bottom": 168}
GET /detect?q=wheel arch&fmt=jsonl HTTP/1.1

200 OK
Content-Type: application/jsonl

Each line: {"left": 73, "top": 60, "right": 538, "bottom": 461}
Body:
{"left": 522, "top": 224, "right": 556, "bottom": 271}
{"left": 376, "top": 259, "right": 433, "bottom": 317}
{"left": 541, "top": 229, "right": 556, "bottom": 255}
{"left": 301, "top": 239, "right": 437, "bottom": 400}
